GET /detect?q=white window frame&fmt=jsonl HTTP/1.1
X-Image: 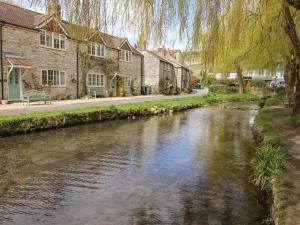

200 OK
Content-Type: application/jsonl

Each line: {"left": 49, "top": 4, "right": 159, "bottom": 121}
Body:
{"left": 120, "top": 50, "right": 132, "bottom": 62}
{"left": 40, "top": 30, "right": 66, "bottom": 50}
{"left": 87, "top": 74, "right": 105, "bottom": 87}
{"left": 41, "top": 69, "right": 66, "bottom": 87}
{"left": 124, "top": 75, "right": 131, "bottom": 87}
{"left": 88, "top": 42, "right": 105, "bottom": 58}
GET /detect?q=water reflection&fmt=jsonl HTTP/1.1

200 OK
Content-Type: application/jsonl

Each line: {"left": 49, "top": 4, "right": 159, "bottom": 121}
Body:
{"left": 0, "top": 107, "right": 267, "bottom": 225}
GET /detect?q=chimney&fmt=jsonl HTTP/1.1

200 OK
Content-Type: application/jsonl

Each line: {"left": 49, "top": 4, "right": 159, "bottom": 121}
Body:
{"left": 49, "top": 0, "right": 61, "bottom": 21}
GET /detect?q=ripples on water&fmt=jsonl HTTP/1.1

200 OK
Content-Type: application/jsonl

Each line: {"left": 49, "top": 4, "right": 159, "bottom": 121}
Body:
{"left": 0, "top": 106, "right": 267, "bottom": 225}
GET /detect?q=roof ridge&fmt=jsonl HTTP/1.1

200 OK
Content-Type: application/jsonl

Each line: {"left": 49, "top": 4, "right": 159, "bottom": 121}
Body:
{"left": 0, "top": 1, "right": 43, "bottom": 16}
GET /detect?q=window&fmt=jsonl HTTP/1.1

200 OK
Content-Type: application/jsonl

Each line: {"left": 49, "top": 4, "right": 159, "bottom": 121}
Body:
{"left": 120, "top": 50, "right": 132, "bottom": 62}
{"left": 88, "top": 42, "right": 105, "bottom": 57}
{"left": 124, "top": 76, "right": 131, "bottom": 87}
{"left": 40, "top": 30, "right": 66, "bottom": 50}
{"left": 41, "top": 70, "right": 66, "bottom": 86}
{"left": 87, "top": 74, "right": 104, "bottom": 87}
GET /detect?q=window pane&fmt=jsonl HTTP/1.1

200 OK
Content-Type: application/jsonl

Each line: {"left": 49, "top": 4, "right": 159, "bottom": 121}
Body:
{"left": 48, "top": 70, "right": 54, "bottom": 85}
{"left": 40, "top": 31, "right": 46, "bottom": 46}
{"left": 42, "top": 70, "right": 47, "bottom": 85}
{"left": 129, "top": 52, "right": 132, "bottom": 61}
{"left": 100, "top": 45, "right": 105, "bottom": 57}
{"left": 92, "top": 43, "right": 95, "bottom": 55}
{"left": 92, "top": 74, "right": 96, "bottom": 86}
{"left": 60, "top": 72, "right": 65, "bottom": 86}
{"left": 88, "top": 74, "right": 92, "bottom": 86}
{"left": 54, "top": 36, "right": 60, "bottom": 49}
{"left": 46, "top": 32, "right": 53, "bottom": 48}
{"left": 53, "top": 71, "right": 59, "bottom": 85}
{"left": 97, "top": 44, "right": 101, "bottom": 56}
{"left": 100, "top": 75, "right": 104, "bottom": 86}
{"left": 96, "top": 75, "right": 100, "bottom": 86}
{"left": 60, "top": 35, "right": 65, "bottom": 49}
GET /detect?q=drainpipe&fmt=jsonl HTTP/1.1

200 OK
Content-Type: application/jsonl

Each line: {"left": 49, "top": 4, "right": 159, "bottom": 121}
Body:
{"left": 76, "top": 42, "right": 79, "bottom": 99}
{"left": 141, "top": 55, "right": 144, "bottom": 95}
{"left": 0, "top": 23, "right": 4, "bottom": 100}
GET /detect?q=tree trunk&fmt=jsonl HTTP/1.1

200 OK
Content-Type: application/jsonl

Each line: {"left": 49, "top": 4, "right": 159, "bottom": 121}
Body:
{"left": 237, "top": 67, "right": 245, "bottom": 94}
{"left": 283, "top": 1, "right": 300, "bottom": 114}
{"left": 284, "top": 55, "right": 297, "bottom": 98}
{"left": 293, "top": 65, "right": 300, "bottom": 114}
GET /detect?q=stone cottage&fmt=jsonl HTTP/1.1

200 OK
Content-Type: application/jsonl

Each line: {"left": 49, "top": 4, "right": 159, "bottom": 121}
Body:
{"left": 153, "top": 48, "right": 192, "bottom": 91}
{"left": 139, "top": 50, "right": 177, "bottom": 94}
{"left": 0, "top": 1, "right": 143, "bottom": 101}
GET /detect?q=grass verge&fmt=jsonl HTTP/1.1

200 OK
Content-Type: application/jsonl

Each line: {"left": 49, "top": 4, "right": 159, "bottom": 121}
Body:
{"left": 252, "top": 109, "right": 290, "bottom": 225}
{"left": 0, "top": 93, "right": 259, "bottom": 136}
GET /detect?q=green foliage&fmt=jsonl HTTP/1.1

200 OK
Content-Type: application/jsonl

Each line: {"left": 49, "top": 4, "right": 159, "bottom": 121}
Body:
{"left": 285, "top": 115, "right": 300, "bottom": 128}
{"left": 255, "top": 110, "right": 282, "bottom": 145}
{"left": 81, "top": 94, "right": 93, "bottom": 99}
{"left": 265, "top": 98, "right": 282, "bottom": 107}
{"left": 130, "top": 79, "right": 139, "bottom": 96}
{"left": 252, "top": 145, "right": 287, "bottom": 190}
{"left": 250, "top": 80, "right": 267, "bottom": 88}
{"left": 191, "top": 64, "right": 203, "bottom": 78}
{"left": 159, "top": 82, "right": 176, "bottom": 95}
{"left": 201, "top": 74, "right": 216, "bottom": 87}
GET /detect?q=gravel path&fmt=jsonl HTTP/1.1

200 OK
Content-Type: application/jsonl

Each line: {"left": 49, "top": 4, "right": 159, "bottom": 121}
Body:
{"left": 0, "top": 89, "right": 208, "bottom": 116}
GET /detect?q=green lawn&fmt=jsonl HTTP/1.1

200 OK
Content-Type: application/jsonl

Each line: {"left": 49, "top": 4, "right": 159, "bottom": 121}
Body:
{"left": 191, "top": 64, "right": 203, "bottom": 78}
{"left": 0, "top": 93, "right": 258, "bottom": 122}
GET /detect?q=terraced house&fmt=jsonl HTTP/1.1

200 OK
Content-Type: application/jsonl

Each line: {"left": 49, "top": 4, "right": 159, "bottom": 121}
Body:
{"left": 0, "top": 1, "right": 143, "bottom": 101}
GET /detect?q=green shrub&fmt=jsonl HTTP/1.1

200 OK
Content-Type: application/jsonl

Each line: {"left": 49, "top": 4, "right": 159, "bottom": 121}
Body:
{"left": 131, "top": 79, "right": 139, "bottom": 96}
{"left": 250, "top": 79, "right": 267, "bottom": 88}
{"left": 252, "top": 145, "right": 287, "bottom": 190}
{"left": 81, "top": 94, "right": 93, "bottom": 99}
{"left": 265, "top": 98, "right": 282, "bottom": 107}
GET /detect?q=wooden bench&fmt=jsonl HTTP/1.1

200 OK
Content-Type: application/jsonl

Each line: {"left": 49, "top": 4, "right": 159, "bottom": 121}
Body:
{"left": 89, "top": 87, "right": 107, "bottom": 98}
{"left": 22, "top": 90, "right": 51, "bottom": 106}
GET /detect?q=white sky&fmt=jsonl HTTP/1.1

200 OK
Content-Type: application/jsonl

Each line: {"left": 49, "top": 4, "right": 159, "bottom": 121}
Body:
{"left": 8, "top": 0, "right": 187, "bottom": 50}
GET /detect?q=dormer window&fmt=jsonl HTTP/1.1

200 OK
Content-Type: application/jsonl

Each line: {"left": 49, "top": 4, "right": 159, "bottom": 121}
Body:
{"left": 120, "top": 50, "right": 132, "bottom": 62}
{"left": 88, "top": 42, "right": 105, "bottom": 57}
{"left": 40, "top": 30, "right": 66, "bottom": 50}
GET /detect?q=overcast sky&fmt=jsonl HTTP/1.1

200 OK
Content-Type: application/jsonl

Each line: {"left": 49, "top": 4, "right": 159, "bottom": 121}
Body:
{"left": 9, "top": 0, "right": 187, "bottom": 50}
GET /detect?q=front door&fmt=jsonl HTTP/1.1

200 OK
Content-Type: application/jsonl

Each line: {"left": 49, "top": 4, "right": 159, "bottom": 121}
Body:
{"left": 8, "top": 68, "right": 21, "bottom": 101}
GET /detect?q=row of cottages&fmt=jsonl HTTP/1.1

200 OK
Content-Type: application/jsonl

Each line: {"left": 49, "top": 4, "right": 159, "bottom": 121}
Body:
{"left": 140, "top": 49, "right": 192, "bottom": 94}
{"left": 0, "top": 1, "right": 143, "bottom": 101}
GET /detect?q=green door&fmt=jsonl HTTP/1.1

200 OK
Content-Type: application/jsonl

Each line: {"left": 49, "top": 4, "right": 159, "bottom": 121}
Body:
{"left": 8, "top": 68, "right": 21, "bottom": 101}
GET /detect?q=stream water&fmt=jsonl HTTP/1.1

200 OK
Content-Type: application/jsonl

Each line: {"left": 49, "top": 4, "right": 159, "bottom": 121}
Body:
{"left": 0, "top": 106, "right": 267, "bottom": 225}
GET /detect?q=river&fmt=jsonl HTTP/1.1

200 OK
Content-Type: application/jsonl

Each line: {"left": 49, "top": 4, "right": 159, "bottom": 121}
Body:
{"left": 0, "top": 106, "right": 268, "bottom": 225}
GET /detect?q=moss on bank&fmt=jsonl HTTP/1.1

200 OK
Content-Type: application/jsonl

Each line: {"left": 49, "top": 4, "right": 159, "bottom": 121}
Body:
{"left": 0, "top": 93, "right": 259, "bottom": 137}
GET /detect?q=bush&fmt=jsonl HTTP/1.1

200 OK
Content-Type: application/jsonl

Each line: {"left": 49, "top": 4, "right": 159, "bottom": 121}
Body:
{"left": 265, "top": 98, "right": 282, "bottom": 107}
{"left": 250, "top": 79, "right": 267, "bottom": 88}
{"left": 159, "top": 82, "right": 176, "bottom": 95}
{"left": 252, "top": 145, "right": 287, "bottom": 190}
{"left": 131, "top": 79, "right": 139, "bottom": 96}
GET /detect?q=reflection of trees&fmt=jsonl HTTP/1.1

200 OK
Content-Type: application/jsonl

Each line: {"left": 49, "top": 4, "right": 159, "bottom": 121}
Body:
{"left": 180, "top": 108, "right": 266, "bottom": 224}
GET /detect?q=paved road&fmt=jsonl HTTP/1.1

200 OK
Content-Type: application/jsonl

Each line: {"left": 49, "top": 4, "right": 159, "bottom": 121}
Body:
{"left": 0, "top": 89, "right": 208, "bottom": 116}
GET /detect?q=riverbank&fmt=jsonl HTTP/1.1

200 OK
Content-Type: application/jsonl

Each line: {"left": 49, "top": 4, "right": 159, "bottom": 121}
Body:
{"left": 253, "top": 107, "right": 300, "bottom": 225}
{"left": 0, "top": 93, "right": 258, "bottom": 137}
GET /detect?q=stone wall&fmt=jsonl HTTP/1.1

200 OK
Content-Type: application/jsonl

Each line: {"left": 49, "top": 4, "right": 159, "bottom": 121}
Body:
{"left": 140, "top": 50, "right": 160, "bottom": 87}
{"left": 119, "top": 53, "right": 143, "bottom": 95}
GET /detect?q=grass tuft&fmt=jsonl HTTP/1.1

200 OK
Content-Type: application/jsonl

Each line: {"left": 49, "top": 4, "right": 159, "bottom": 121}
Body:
{"left": 252, "top": 145, "right": 287, "bottom": 191}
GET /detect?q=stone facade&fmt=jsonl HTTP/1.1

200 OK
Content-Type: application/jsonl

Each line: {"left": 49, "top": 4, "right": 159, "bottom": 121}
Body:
{"left": 0, "top": 24, "right": 143, "bottom": 100}
{"left": 140, "top": 50, "right": 177, "bottom": 94}
{"left": 2, "top": 24, "right": 78, "bottom": 100}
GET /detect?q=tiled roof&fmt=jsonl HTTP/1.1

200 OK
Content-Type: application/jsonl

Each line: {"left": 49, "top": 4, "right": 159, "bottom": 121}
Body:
{"left": 0, "top": 1, "right": 141, "bottom": 55}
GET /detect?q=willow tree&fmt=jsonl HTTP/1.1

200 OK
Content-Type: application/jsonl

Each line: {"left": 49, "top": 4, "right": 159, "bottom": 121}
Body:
{"left": 29, "top": 0, "right": 300, "bottom": 113}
